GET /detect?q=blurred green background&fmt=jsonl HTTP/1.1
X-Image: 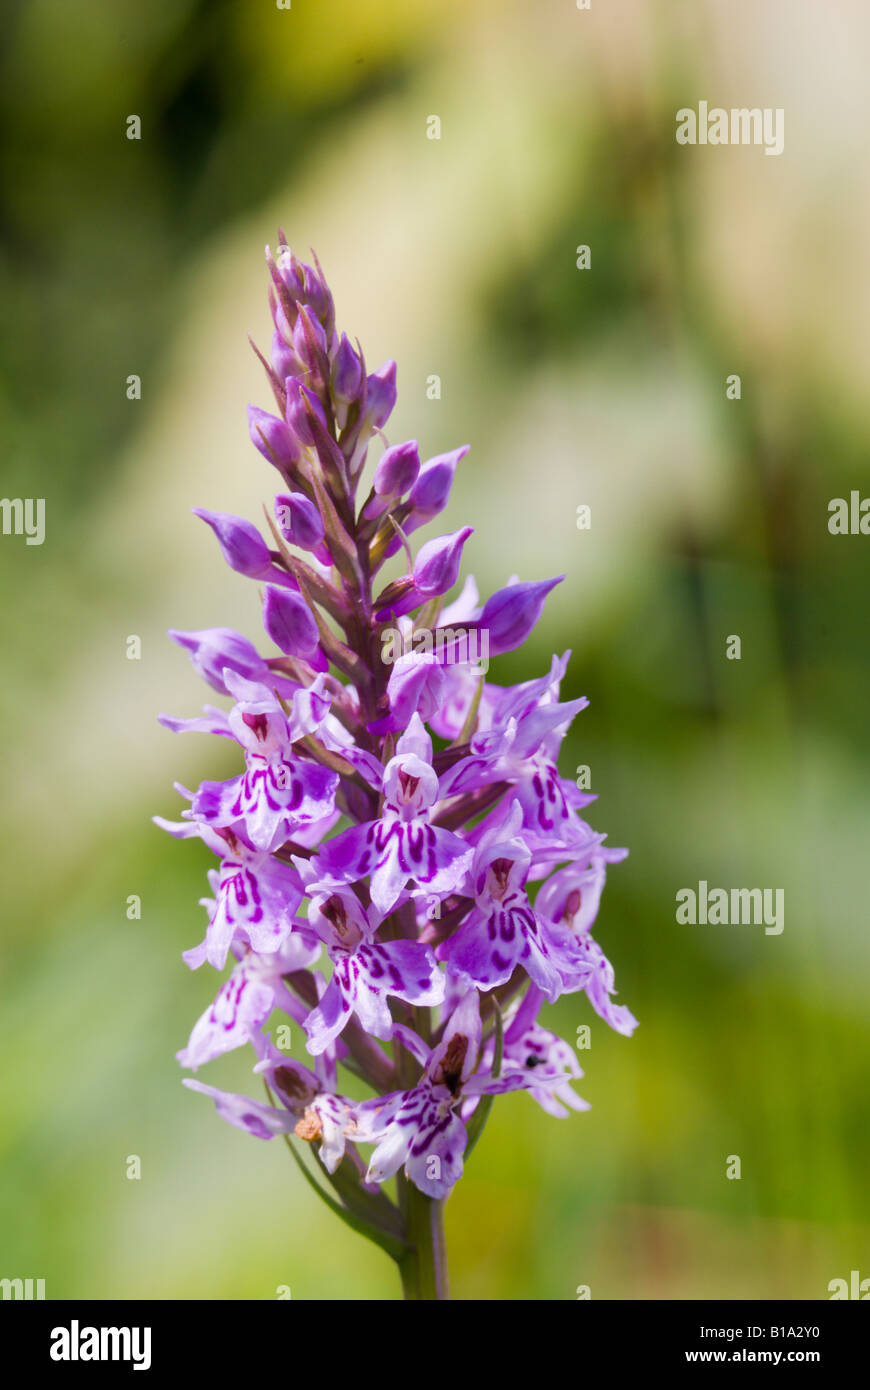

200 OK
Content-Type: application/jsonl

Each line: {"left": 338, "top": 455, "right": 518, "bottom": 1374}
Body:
{"left": 2, "top": 0, "right": 869, "bottom": 1300}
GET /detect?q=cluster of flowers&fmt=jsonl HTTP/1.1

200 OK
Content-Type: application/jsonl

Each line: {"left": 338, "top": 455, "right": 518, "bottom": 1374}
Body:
{"left": 156, "top": 238, "right": 637, "bottom": 1223}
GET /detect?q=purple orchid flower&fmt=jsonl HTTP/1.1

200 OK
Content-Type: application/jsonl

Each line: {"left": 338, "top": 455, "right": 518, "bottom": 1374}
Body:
{"left": 368, "top": 650, "right": 449, "bottom": 735}
{"left": 153, "top": 819, "right": 303, "bottom": 970}
{"left": 437, "top": 802, "right": 571, "bottom": 1001}
{"left": 295, "top": 881, "right": 445, "bottom": 1052}
{"left": 356, "top": 991, "right": 557, "bottom": 1199}
{"left": 188, "top": 1046, "right": 357, "bottom": 1174}
{"left": 156, "top": 235, "right": 634, "bottom": 1299}
{"left": 483, "top": 985, "right": 590, "bottom": 1119}
{"left": 186, "top": 671, "right": 339, "bottom": 852}
{"left": 177, "top": 933, "right": 320, "bottom": 1070}
{"left": 167, "top": 626, "right": 298, "bottom": 698}
{"left": 437, "top": 654, "right": 600, "bottom": 858}
{"left": 536, "top": 854, "right": 638, "bottom": 1036}
{"left": 309, "top": 714, "right": 473, "bottom": 915}
{"left": 374, "top": 528, "right": 474, "bottom": 620}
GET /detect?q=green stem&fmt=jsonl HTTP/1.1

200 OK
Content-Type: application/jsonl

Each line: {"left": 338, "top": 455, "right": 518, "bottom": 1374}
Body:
{"left": 397, "top": 1178, "right": 449, "bottom": 1300}
{"left": 392, "top": 1004, "right": 448, "bottom": 1298}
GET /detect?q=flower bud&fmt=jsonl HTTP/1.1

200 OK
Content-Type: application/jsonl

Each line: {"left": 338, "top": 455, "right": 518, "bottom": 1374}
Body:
{"left": 263, "top": 585, "right": 322, "bottom": 665}
{"left": 274, "top": 493, "right": 325, "bottom": 552}
{"left": 292, "top": 304, "right": 328, "bottom": 374}
{"left": 169, "top": 627, "right": 274, "bottom": 695}
{"left": 270, "top": 328, "right": 298, "bottom": 385}
{"left": 375, "top": 527, "right": 474, "bottom": 619}
{"left": 366, "top": 360, "right": 397, "bottom": 429}
{"left": 248, "top": 404, "right": 300, "bottom": 471}
{"left": 407, "top": 446, "right": 468, "bottom": 526}
{"left": 193, "top": 508, "right": 272, "bottom": 578}
{"left": 374, "top": 440, "right": 420, "bottom": 498}
{"left": 331, "top": 333, "right": 363, "bottom": 404}
{"left": 380, "top": 445, "right": 469, "bottom": 558}
{"left": 269, "top": 286, "right": 294, "bottom": 345}
{"left": 301, "top": 383, "right": 332, "bottom": 435}
{"left": 299, "top": 256, "right": 335, "bottom": 330}
{"left": 368, "top": 653, "right": 447, "bottom": 735}
{"left": 476, "top": 577, "right": 564, "bottom": 656}
{"left": 414, "top": 526, "right": 473, "bottom": 597}
{"left": 284, "top": 378, "right": 328, "bottom": 448}
{"left": 274, "top": 244, "right": 305, "bottom": 300}
{"left": 362, "top": 440, "right": 420, "bottom": 526}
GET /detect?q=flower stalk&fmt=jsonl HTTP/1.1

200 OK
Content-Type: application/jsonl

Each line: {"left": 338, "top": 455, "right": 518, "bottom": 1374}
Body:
{"left": 398, "top": 1183, "right": 448, "bottom": 1300}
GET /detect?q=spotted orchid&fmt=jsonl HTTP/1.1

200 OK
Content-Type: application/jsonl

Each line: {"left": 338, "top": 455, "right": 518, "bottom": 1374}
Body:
{"left": 156, "top": 236, "right": 635, "bottom": 1299}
